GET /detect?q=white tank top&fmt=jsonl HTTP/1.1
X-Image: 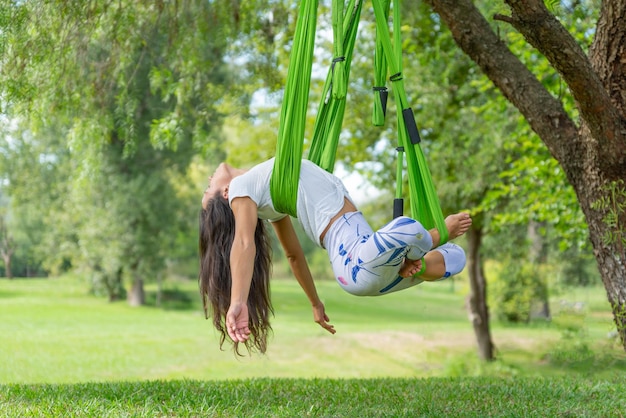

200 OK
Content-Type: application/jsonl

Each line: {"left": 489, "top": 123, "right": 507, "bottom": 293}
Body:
{"left": 228, "top": 158, "right": 353, "bottom": 247}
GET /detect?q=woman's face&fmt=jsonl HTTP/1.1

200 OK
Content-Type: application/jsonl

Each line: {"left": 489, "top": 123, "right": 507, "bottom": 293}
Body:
{"left": 202, "top": 163, "right": 234, "bottom": 209}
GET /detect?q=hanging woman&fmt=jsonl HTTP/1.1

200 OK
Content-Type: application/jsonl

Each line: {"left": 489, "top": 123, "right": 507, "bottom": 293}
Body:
{"left": 199, "top": 158, "right": 472, "bottom": 355}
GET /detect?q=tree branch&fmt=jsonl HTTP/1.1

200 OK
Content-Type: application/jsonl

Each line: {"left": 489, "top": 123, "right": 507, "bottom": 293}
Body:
{"left": 504, "top": 0, "right": 625, "bottom": 170}
{"left": 493, "top": 13, "right": 514, "bottom": 24}
{"left": 424, "top": 0, "right": 581, "bottom": 175}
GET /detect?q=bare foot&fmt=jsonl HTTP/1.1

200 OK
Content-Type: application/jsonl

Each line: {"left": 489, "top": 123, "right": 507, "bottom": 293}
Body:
{"left": 399, "top": 258, "right": 423, "bottom": 278}
{"left": 445, "top": 212, "right": 472, "bottom": 240}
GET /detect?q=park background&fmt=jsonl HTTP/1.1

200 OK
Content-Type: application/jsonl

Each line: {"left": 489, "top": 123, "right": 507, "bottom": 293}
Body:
{"left": 1, "top": 0, "right": 626, "bottom": 416}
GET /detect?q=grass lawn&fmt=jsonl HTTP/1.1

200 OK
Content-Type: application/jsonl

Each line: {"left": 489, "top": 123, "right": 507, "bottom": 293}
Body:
{"left": 1, "top": 275, "right": 625, "bottom": 416}
{"left": 2, "top": 377, "right": 626, "bottom": 417}
{"left": 1, "top": 275, "right": 624, "bottom": 383}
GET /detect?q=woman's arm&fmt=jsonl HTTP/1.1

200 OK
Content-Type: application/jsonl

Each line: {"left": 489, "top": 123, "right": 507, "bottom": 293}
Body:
{"left": 227, "top": 196, "right": 259, "bottom": 343}
{"left": 271, "top": 216, "right": 336, "bottom": 335}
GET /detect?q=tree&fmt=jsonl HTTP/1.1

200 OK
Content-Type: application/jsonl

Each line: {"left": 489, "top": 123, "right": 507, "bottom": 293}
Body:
{"left": 0, "top": 211, "right": 14, "bottom": 279}
{"left": 0, "top": 1, "right": 250, "bottom": 302}
{"left": 0, "top": 119, "right": 68, "bottom": 278}
{"left": 423, "top": 0, "right": 626, "bottom": 349}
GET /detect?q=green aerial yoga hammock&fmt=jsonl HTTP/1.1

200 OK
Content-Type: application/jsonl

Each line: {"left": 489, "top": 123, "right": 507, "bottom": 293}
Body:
{"left": 269, "top": 0, "right": 318, "bottom": 218}
{"left": 308, "top": 0, "right": 362, "bottom": 171}
{"left": 270, "top": 0, "right": 448, "bottom": 245}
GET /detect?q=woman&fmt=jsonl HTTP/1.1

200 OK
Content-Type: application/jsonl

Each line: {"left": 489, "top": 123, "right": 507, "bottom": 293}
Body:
{"left": 199, "top": 158, "right": 472, "bottom": 355}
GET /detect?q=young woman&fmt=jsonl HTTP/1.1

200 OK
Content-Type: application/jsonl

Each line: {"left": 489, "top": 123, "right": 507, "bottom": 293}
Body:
{"left": 199, "top": 158, "right": 472, "bottom": 355}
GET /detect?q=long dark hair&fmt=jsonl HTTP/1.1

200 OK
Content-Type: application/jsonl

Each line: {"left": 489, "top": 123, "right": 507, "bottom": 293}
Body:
{"left": 199, "top": 193, "right": 273, "bottom": 355}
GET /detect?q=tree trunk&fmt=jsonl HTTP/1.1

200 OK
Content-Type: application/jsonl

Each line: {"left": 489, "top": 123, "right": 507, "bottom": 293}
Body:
{"left": 156, "top": 273, "right": 163, "bottom": 307}
{"left": 2, "top": 254, "right": 12, "bottom": 279}
{"left": 528, "top": 221, "right": 550, "bottom": 320}
{"left": 427, "top": 0, "right": 626, "bottom": 351}
{"left": 128, "top": 278, "right": 145, "bottom": 307}
{"left": 0, "top": 220, "right": 14, "bottom": 279}
{"left": 466, "top": 226, "right": 495, "bottom": 361}
{"left": 587, "top": 195, "right": 626, "bottom": 349}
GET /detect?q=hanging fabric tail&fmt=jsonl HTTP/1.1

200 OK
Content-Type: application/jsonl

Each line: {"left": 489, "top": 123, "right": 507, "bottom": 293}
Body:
{"left": 308, "top": 0, "right": 363, "bottom": 173}
{"left": 371, "top": 0, "right": 448, "bottom": 244}
{"left": 331, "top": 0, "right": 346, "bottom": 100}
{"left": 372, "top": 0, "right": 390, "bottom": 127}
{"left": 270, "top": 0, "right": 319, "bottom": 217}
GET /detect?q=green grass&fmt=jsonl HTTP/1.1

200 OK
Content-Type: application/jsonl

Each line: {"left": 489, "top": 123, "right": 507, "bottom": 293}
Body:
{"left": 2, "top": 378, "right": 625, "bottom": 417}
{"left": 1, "top": 276, "right": 625, "bottom": 416}
{"left": 1, "top": 275, "right": 625, "bottom": 383}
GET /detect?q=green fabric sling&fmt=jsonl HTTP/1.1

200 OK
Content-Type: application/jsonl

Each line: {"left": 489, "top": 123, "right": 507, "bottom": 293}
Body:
{"left": 308, "top": 0, "right": 362, "bottom": 172}
{"left": 371, "top": 0, "right": 448, "bottom": 243}
{"left": 372, "top": 0, "right": 390, "bottom": 127}
{"left": 269, "top": 0, "right": 318, "bottom": 217}
{"left": 270, "top": 0, "right": 448, "bottom": 244}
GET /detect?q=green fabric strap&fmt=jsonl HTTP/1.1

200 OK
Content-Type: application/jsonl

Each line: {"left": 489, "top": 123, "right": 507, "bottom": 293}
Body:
{"left": 308, "top": 0, "right": 362, "bottom": 172}
{"left": 372, "top": 0, "right": 390, "bottom": 127}
{"left": 331, "top": 0, "right": 346, "bottom": 100}
{"left": 270, "top": 0, "right": 319, "bottom": 217}
{"left": 371, "top": 0, "right": 448, "bottom": 243}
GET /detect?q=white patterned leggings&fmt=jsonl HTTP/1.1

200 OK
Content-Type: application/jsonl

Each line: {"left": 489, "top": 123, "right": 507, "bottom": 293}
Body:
{"left": 323, "top": 212, "right": 466, "bottom": 296}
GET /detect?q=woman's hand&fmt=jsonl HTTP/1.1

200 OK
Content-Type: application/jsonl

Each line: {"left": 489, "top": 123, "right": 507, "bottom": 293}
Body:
{"left": 313, "top": 302, "right": 336, "bottom": 335}
{"left": 226, "top": 302, "right": 251, "bottom": 343}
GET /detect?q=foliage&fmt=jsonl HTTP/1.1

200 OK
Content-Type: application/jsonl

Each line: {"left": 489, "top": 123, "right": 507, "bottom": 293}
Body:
{"left": 367, "top": 0, "right": 582, "bottom": 238}
{"left": 481, "top": 125, "right": 588, "bottom": 251}
{"left": 0, "top": 121, "right": 71, "bottom": 277}
{"left": 555, "top": 246, "right": 601, "bottom": 287}
{"left": 0, "top": 0, "right": 267, "bottom": 296}
{"left": 489, "top": 258, "right": 549, "bottom": 323}
{"left": 467, "top": 0, "right": 589, "bottom": 248}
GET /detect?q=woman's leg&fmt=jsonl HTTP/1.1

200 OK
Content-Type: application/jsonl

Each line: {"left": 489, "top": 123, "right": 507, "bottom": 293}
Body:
{"left": 331, "top": 216, "right": 432, "bottom": 296}
{"left": 418, "top": 243, "right": 467, "bottom": 281}
{"left": 399, "top": 213, "right": 472, "bottom": 277}
{"left": 357, "top": 216, "right": 433, "bottom": 264}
